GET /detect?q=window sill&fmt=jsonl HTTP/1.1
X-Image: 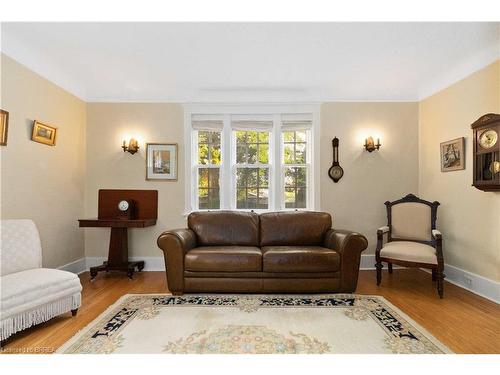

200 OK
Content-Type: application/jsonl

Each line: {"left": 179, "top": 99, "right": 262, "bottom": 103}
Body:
{"left": 182, "top": 207, "right": 316, "bottom": 217}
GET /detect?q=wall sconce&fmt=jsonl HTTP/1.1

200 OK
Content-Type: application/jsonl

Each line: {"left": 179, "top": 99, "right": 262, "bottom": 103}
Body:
{"left": 122, "top": 138, "right": 139, "bottom": 154}
{"left": 364, "top": 136, "right": 381, "bottom": 152}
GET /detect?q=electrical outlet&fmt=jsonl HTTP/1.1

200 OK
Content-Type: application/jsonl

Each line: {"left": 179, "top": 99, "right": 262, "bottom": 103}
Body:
{"left": 464, "top": 275, "right": 473, "bottom": 287}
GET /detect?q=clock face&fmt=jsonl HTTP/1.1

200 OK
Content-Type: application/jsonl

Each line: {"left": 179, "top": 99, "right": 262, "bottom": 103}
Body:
{"left": 118, "top": 200, "right": 129, "bottom": 211}
{"left": 328, "top": 165, "right": 344, "bottom": 181}
{"left": 479, "top": 129, "right": 498, "bottom": 149}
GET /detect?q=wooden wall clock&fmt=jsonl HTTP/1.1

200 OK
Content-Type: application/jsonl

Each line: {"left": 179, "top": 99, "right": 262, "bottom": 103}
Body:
{"left": 328, "top": 137, "right": 344, "bottom": 183}
{"left": 471, "top": 113, "right": 500, "bottom": 191}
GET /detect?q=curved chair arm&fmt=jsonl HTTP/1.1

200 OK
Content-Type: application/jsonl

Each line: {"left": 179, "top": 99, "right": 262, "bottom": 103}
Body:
{"left": 432, "top": 229, "right": 442, "bottom": 240}
{"left": 377, "top": 226, "right": 389, "bottom": 235}
{"left": 376, "top": 225, "right": 390, "bottom": 254}
{"left": 157, "top": 229, "right": 197, "bottom": 294}
{"left": 323, "top": 229, "right": 368, "bottom": 292}
{"left": 432, "top": 229, "right": 444, "bottom": 260}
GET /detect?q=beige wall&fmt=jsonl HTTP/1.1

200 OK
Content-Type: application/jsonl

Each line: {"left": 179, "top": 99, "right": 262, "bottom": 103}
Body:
{"left": 321, "top": 103, "right": 419, "bottom": 254}
{"left": 419, "top": 60, "right": 500, "bottom": 282}
{"left": 84, "top": 103, "right": 185, "bottom": 258}
{"left": 0, "top": 54, "right": 86, "bottom": 268}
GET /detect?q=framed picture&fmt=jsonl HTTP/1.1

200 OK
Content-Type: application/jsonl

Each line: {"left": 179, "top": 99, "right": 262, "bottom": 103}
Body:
{"left": 146, "top": 143, "right": 178, "bottom": 181}
{"left": 32, "top": 120, "right": 57, "bottom": 146}
{"left": 0, "top": 109, "right": 8, "bottom": 146}
{"left": 440, "top": 137, "right": 465, "bottom": 172}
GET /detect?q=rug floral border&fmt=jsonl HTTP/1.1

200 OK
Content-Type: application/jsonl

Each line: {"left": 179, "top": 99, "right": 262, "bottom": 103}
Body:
{"left": 57, "top": 294, "right": 452, "bottom": 354}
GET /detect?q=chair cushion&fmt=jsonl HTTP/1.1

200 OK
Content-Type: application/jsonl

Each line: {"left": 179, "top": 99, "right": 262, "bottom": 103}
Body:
{"left": 260, "top": 211, "right": 332, "bottom": 246}
{"left": 380, "top": 241, "right": 437, "bottom": 265}
{"left": 185, "top": 246, "right": 262, "bottom": 272}
{"left": 0, "top": 268, "right": 82, "bottom": 317}
{"left": 188, "top": 211, "right": 259, "bottom": 246}
{"left": 262, "top": 246, "right": 340, "bottom": 273}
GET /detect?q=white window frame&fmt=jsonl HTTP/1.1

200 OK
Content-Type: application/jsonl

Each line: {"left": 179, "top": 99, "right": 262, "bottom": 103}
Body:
{"left": 231, "top": 128, "right": 272, "bottom": 211}
{"left": 184, "top": 104, "right": 320, "bottom": 214}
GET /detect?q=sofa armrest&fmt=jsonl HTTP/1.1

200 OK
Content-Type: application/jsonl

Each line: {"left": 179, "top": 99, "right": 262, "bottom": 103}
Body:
{"left": 157, "top": 229, "right": 197, "bottom": 294}
{"left": 323, "top": 229, "right": 368, "bottom": 292}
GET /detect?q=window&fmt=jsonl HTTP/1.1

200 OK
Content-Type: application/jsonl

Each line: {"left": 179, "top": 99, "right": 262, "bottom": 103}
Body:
{"left": 197, "top": 131, "right": 221, "bottom": 209}
{"left": 193, "top": 117, "right": 223, "bottom": 209}
{"left": 187, "top": 106, "right": 318, "bottom": 212}
{"left": 282, "top": 126, "right": 309, "bottom": 209}
{"left": 283, "top": 131, "right": 307, "bottom": 208}
{"left": 235, "top": 129, "right": 270, "bottom": 209}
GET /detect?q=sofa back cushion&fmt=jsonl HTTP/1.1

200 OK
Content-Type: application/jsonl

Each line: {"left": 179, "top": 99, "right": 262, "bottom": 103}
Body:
{"left": 188, "top": 211, "right": 260, "bottom": 246}
{"left": 260, "top": 211, "right": 332, "bottom": 246}
{"left": 0, "top": 220, "right": 42, "bottom": 276}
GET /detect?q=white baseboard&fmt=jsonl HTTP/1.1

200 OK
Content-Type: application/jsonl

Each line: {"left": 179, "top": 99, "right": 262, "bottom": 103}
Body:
{"left": 85, "top": 256, "right": 166, "bottom": 272}
{"left": 362, "top": 254, "right": 499, "bottom": 304}
{"left": 422, "top": 265, "right": 499, "bottom": 304}
{"left": 57, "top": 257, "right": 87, "bottom": 274}
{"left": 360, "top": 254, "right": 377, "bottom": 270}
{"left": 62, "top": 254, "right": 498, "bottom": 304}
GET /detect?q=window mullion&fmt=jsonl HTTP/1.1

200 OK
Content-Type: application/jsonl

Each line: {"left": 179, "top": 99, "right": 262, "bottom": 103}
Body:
{"left": 192, "top": 129, "right": 198, "bottom": 211}
{"left": 222, "top": 114, "right": 232, "bottom": 210}
{"left": 273, "top": 113, "right": 281, "bottom": 210}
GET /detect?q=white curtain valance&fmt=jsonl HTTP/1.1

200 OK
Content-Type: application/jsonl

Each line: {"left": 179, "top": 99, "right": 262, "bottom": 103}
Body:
{"left": 281, "top": 113, "right": 313, "bottom": 131}
{"left": 192, "top": 114, "right": 224, "bottom": 131}
{"left": 281, "top": 121, "right": 313, "bottom": 131}
{"left": 231, "top": 114, "right": 274, "bottom": 131}
{"left": 231, "top": 120, "right": 274, "bottom": 131}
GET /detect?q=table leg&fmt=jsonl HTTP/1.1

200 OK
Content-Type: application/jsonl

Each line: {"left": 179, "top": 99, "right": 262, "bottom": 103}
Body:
{"left": 89, "top": 227, "right": 145, "bottom": 280}
{"left": 108, "top": 227, "right": 129, "bottom": 268}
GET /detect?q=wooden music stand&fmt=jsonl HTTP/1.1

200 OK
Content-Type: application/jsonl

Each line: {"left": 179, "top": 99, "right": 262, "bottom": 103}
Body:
{"left": 79, "top": 189, "right": 158, "bottom": 280}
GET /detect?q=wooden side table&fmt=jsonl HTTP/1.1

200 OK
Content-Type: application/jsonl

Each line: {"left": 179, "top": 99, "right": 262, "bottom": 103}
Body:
{"left": 79, "top": 189, "right": 158, "bottom": 280}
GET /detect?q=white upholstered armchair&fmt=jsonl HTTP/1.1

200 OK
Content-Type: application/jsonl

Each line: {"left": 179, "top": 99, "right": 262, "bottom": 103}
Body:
{"left": 0, "top": 220, "right": 82, "bottom": 341}
{"left": 375, "top": 194, "right": 445, "bottom": 298}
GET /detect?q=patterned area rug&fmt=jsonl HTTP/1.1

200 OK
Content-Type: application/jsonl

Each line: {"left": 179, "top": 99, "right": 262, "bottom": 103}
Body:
{"left": 57, "top": 294, "right": 451, "bottom": 354}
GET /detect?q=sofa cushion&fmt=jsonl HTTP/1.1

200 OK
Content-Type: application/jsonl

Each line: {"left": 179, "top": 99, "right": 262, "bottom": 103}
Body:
{"left": 262, "top": 246, "right": 340, "bottom": 273}
{"left": 260, "top": 211, "right": 332, "bottom": 246}
{"left": 0, "top": 268, "right": 82, "bottom": 317}
{"left": 380, "top": 241, "right": 437, "bottom": 265}
{"left": 185, "top": 246, "right": 262, "bottom": 272}
{"left": 188, "top": 211, "right": 259, "bottom": 246}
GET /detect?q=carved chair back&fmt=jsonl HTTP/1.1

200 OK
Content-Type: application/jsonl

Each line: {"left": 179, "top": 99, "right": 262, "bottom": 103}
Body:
{"left": 385, "top": 194, "right": 440, "bottom": 245}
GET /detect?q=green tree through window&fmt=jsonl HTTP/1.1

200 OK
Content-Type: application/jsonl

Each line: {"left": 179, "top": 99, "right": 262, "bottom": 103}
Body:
{"left": 235, "top": 130, "right": 270, "bottom": 209}
{"left": 197, "top": 130, "right": 221, "bottom": 209}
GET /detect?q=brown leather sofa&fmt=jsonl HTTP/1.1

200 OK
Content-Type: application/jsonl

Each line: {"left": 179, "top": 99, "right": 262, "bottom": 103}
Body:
{"left": 157, "top": 211, "right": 368, "bottom": 295}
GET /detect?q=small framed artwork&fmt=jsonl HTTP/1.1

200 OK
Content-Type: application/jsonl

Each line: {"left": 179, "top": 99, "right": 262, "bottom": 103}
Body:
{"left": 440, "top": 137, "right": 465, "bottom": 172}
{"left": 0, "top": 109, "right": 8, "bottom": 146}
{"left": 146, "top": 143, "right": 178, "bottom": 181}
{"left": 32, "top": 120, "right": 57, "bottom": 146}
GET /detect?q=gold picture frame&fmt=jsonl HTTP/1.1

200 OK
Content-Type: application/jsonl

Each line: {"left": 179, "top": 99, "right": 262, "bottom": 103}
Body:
{"left": 146, "top": 143, "right": 178, "bottom": 181}
{"left": 0, "top": 109, "right": 9, "bottom": 146}
{"left": 440, "top": 137, "right": 465, "bottom": 172}
{"left": 32, "top": 120, "right": 57, "bottom": 146}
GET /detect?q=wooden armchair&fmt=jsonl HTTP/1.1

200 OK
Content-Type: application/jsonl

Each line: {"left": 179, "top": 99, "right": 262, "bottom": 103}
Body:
{"left": 375, "top": 194, "right": 445, "bottom": 298}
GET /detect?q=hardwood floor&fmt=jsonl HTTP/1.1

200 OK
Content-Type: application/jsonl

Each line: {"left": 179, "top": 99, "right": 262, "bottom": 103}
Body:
{"left": 1, "top": 269, "right": 499, "bottom": 354}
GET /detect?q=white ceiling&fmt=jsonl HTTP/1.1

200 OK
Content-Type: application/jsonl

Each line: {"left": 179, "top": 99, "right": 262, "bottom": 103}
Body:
{"left": 1, "top": 22, "right": 499, "bottom": 102}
